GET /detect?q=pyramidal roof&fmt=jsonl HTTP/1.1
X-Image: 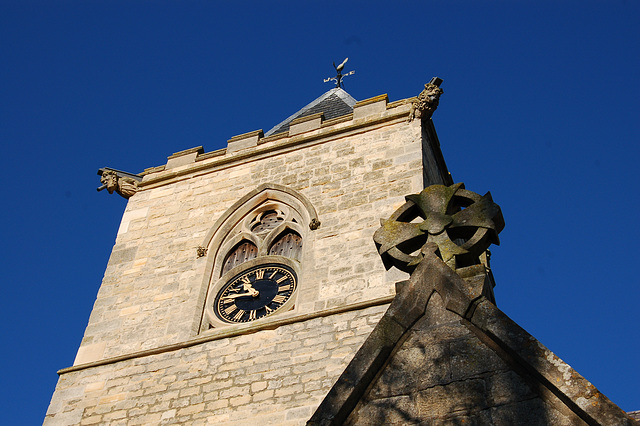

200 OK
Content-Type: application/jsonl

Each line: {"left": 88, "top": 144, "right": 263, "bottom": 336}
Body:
{"left": 265, "top": 87, "right": 357, "bottom": 136}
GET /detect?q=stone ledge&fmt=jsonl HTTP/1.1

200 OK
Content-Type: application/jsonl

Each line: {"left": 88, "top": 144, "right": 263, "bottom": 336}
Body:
{"left": 57, "top": 295, "right": 394, "bottom": 376}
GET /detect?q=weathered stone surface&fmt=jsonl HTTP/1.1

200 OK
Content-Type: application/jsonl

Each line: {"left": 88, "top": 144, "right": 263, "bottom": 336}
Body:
{"left": 489, "top": 398, "right": 581, "bottom": 426}
{"left": 351, "top": 395, "right": 416, "bottom": 425}
{"left": 414, "top": 378, "right": 488, "bottom": 418}
{"left": 311, "top": 249, "right": 636, "bottom": 425}
{"left": 485, "top": 370, "right": 537, "bottom": 407}
{"left": 46, "top": 306, "right": 386, "bottom": 425}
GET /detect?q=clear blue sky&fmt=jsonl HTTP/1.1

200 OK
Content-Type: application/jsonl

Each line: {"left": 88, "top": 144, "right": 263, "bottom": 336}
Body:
{"left": 1, "top": 1, "right": 638, "bottom": 423}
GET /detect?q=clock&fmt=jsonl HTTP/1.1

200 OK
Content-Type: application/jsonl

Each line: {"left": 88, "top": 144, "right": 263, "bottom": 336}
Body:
{"left": 213, "top": 263, "right": 298, "bottom": 324}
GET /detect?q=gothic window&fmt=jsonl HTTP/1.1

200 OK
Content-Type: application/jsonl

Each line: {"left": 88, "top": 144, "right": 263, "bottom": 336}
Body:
{"left": 199, "top": 184, "right": 320, "bottom": 331}
{"left": 214, "top": 206, "right": 303, "bottom": 277}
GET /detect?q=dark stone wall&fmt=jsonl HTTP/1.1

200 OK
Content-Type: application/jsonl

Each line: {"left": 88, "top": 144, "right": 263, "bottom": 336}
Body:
{"left": 346, "top": 293, "right": 585, "bottom": 425}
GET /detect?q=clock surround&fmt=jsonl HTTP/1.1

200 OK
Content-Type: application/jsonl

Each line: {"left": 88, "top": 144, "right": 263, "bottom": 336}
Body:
{"left": 204, "top": 255, "right": 301, "bottom": 328}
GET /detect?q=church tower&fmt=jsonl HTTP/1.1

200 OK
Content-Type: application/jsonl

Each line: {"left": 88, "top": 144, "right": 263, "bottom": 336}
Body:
{"left": 45, "top": 77, "right": 636, "bottom": 425}
{"left": 45, "top": 78, "right": 451, "bottom": 424}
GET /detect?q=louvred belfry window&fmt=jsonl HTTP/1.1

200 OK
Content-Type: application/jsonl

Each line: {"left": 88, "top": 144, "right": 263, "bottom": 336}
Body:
{"left": 222, "top": 241, "right": 258, "bottom": 274}
{"left": 268, "top": 231, "right": 302, "bottom": 259}
{"left": 214, "top": 204, "right": 305, "bottom": 278}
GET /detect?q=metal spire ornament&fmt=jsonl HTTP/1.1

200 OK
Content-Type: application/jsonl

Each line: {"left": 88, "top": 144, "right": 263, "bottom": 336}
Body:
{"left": 323, "top": 57, "right": 355, "bottom": 88}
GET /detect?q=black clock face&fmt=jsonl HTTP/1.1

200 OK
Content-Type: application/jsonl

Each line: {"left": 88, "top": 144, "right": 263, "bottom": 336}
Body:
{"left": 214, "top": 264, "right": 297, "bottom": 323}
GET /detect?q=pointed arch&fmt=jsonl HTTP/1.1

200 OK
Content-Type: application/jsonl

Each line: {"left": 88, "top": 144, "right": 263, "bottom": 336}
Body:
{"left": 197, "top": 183, "right": 318, "bottom": 332}
{"left": 260, "top": 222, "right": 305, "bottom": 256}
{"left": 221, "top": 239, "right": 258, "bottom": 275}
{"left": 201, "top": 183, "right": 318, "bottom": 253}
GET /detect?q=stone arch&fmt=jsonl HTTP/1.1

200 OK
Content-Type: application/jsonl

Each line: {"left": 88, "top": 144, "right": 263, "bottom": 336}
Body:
{"left": 196, "top": 183, "right": 318, "bottom": 332}
{"left": 200, "top": 183, "right": 317, "bottom": 277}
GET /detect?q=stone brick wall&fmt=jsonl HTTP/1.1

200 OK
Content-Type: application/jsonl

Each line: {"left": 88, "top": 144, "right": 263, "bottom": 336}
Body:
{"left": 348, "top": 295, "right": 585, "bottom": 425}
{"left": 46, "top": 97, "right": 439, "bottom": 424}
{"left": 46, "top": 305, "right": 387, "bottom": 425}
{"left": 75, "top": 102, "right": 421, "bottom": 363}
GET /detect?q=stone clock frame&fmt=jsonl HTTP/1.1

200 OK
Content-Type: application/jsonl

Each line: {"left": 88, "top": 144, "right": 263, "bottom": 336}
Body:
{"left": 197, "top": 183, "right": 319, "bottom": 332}
{"left": 205, "top": 255, "right": 301, "bottom": 328}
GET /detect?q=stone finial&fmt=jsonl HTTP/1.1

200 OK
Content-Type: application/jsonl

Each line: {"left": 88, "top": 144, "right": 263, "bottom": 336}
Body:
{"left": 373, "top": 183, "right": 504, "bottom": 272}
{"left": 408, "top": 77, "right": 444, "bottom": 122}
{"left": 97, "top": 168, "right": 141, "bottom": 199}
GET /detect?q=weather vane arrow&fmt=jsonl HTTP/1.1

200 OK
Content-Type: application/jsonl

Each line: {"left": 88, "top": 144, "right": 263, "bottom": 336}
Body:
{"left": 324, "top": 57, "right": 355, "bottom": 88}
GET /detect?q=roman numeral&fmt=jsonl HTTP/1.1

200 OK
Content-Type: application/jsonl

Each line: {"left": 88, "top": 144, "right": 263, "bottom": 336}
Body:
{"left": 224, "top": 305, "right": 236, "bottom": 315}
{"left": 241, "top": 276, "right": 251, "bottom": 284}
{"left": 265, "top": 305, "right": 273, "bottom": 314}
{"left": 272, "top": 295, "right": 286, "bottom": 304}
{"left": 279, "top": 284, "right": 291, "bottom": 291}
{"left": 268, "top": 271, "right": 277, "bottom": 279}
{"left": 255, "top": 269, "right": 264, "bottom": 279}
{"left": 276, "top": 276, "right": 288, "bottom": 284}
{"left": 232, "top": 310, "right": 245, "bottom": 321}
{"left": 249, "top": 310, "right": 257, "bottom": 321}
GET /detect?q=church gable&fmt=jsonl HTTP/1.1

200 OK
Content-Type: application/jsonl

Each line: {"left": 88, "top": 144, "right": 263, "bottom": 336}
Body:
{"left": 309, "top": 184, "right": 636, "bottom": 426}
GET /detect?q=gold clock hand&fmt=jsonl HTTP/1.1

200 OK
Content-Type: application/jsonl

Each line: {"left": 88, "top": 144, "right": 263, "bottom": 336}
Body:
{"left": 222, "top": 290, "right": 259, "bottom": 300}
{"left": 222, "top": 293, "right": 250, "bottom": 300}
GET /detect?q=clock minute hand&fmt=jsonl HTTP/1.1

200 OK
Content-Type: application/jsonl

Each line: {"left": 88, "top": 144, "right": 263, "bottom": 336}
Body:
{"left": 222, "top": 290, "right": 259, "bottom": 300}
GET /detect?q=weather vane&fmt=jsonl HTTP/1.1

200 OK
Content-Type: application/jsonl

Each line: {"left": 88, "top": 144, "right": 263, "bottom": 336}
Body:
{"left": 324, "top": 57, "right": 355, "bottom": 88}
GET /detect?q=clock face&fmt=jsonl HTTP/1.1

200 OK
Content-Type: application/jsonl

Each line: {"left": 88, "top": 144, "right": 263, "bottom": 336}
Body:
{"left": 214, "top": 263, "right": 297, "bottom": 323}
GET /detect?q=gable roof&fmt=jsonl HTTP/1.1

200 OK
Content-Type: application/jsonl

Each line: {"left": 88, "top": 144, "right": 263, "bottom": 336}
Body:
{"left": 308, "top": 248, "right": 637, "bottom": 425}
{"left": 264, "top": 87, "right": 356, "bottom": 136}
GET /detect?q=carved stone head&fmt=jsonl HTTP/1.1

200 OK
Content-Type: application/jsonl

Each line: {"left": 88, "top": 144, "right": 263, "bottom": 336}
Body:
{"left": 100, "top": 170, "right": 119, "bottom": 194}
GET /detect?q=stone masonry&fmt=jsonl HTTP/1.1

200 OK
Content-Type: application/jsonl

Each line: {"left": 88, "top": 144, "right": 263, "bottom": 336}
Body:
{"left": 47, "top": 305, "right": 386, "bottom": 425}
{"left": 46, "top": 92, "right": 451, "bottom": 424}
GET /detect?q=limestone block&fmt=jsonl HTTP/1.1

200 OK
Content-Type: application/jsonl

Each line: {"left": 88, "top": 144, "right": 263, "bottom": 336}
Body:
{"left": 227, "top": 129, "right": 263, "bottom": 154}
{"left": 353, "top": 94, "right": 389, "bottom": 121}
{"left": 73, "top": 341, "right": 106, "bottom": 365}
{"left": 288, "top": 112, "right": 323, "bottom": 136}
{"left": 165, "top": 146, "right": 204, "bottom": 169}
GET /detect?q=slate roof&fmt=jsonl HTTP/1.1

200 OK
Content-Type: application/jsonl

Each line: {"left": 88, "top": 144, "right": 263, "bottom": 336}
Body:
{"left": 265, "top": 87, "right": 357, "bottom": 136}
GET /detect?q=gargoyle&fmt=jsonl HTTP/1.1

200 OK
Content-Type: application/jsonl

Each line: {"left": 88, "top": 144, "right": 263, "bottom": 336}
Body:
{"left": 97, "top": 168, "right": 141, "bottom": 199}
{"left": 408, "top": 77, "right": 444, "bottom": 122}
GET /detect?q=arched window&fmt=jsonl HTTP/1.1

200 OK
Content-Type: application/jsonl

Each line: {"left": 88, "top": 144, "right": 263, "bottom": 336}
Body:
{"left": 198, "top": 183, "right": 319, "bottom": 330}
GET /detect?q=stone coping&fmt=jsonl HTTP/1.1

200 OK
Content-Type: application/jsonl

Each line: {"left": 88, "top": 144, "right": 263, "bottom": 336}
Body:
{"left": 57, "top": 295, "right": 394, "bottom": 376}
{"left": 139, "top": 98, "right": 415, "bottom": 177}
{"left": 227, "top": 129, "right": 264, "bottom": 143}
{"left": 167, "top": 146, "right": 204, "bottom": 159}
{"left": 353, "top": 94, "right": 389, "bottom": 108}
{"left": 289, "top": 112, "right": 325, "bottom": 126}
{"left": 138, "top": 104, "right": 413, "bottom": 190}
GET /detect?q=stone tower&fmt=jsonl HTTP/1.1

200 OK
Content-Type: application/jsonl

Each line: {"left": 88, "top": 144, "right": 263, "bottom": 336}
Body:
{"left": 45, "top": 81, "right": 636, "bottom": 425}
{"left": 45, "top": 82, "right": 451, "bottom": 424}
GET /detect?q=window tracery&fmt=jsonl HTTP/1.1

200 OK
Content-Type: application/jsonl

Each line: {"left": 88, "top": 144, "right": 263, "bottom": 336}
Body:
{"left": 199, "top": 183, "right": 319, "bottom": 331}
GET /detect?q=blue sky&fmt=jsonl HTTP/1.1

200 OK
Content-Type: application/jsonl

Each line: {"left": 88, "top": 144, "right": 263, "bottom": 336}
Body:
{"left": 1, "top": 1, "right": 638, "bottom": 423}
